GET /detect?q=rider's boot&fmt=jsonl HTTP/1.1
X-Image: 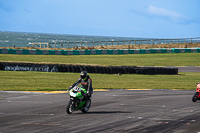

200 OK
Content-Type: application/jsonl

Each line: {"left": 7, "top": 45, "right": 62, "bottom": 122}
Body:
{"left": 84, "top": 94, "right": 91, "bottom": 107}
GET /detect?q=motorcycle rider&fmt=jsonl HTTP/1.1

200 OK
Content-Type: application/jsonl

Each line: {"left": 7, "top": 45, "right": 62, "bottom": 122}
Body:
{"left": 69, "top": 71, "right": 93, "bottom": 100}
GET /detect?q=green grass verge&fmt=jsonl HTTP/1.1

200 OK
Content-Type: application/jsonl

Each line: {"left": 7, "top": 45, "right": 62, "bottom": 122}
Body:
{"left": 1, "top": 53, "right": 200, "bottom": 66}
{"left": 1, "top": 53, "right": 200, "bottom": 91}
{"left": 0, "top": 71, "right": 198, "bottom": 91}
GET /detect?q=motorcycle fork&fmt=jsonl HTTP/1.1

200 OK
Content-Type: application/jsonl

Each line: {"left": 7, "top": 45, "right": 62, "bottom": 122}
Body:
{"left": 71, "top": 97, "right": 80, "bottom": 108}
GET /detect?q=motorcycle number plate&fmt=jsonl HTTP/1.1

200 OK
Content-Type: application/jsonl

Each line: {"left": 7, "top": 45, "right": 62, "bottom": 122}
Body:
{"left": 74, "top": 87, "right": 81, "bottom": 92}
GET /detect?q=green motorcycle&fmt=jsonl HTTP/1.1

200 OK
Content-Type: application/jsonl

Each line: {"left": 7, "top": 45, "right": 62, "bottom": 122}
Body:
{"left": 66, "top": 84, "right": 91, "bottom": 114}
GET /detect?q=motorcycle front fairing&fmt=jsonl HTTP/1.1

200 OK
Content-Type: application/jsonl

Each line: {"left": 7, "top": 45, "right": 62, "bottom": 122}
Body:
{"left": 69, "top": 87, "right": 86, "bottom": 98}
{"left": 196, "top": 83, "right": 200, "bottom": 99}
{"left": 69, "top": 87, "right": 87, "bottom": 110}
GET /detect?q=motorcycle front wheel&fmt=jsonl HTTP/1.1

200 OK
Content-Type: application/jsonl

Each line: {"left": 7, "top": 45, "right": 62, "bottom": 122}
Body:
{"left": 192, "top": 92, "right": 199, "bottom": 102}
{"left": 66, "top": 99, "right": 74, "bottom": 114}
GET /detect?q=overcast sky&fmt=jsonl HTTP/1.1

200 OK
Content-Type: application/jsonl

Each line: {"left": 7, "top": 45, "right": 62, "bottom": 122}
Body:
{"left": 0, "top": 0, "right": 199, "bottom": 38}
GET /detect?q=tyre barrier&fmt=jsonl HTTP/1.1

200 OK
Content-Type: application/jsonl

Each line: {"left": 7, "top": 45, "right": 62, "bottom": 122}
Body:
{"left": 0, "top": 62, "right": 178, "bottom": 75}
{"left": 1, "top": 48, "right": 200, "bottom": 55}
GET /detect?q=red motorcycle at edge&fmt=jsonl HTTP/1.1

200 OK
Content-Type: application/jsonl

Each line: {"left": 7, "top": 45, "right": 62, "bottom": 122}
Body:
{"left": 192, "top": 82, "right": 200, "bottom": 102}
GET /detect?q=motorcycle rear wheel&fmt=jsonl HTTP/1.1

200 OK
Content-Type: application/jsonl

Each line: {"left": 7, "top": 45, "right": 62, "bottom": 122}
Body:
{"left": 66, "top": 99, "right": 74, "bottom": 114}
{"left": 81, "top": 100, "right": 91, "bottom": 113}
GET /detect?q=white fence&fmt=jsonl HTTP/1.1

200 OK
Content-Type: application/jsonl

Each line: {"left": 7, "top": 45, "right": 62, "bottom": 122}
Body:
{"left": 29, "top": 37, "right": 200, "bottom": 49}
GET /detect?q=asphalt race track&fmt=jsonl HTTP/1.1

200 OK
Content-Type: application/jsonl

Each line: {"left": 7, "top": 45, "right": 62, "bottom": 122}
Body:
{"left": 1, "top": 89, "right": 200, "bottom": 133}
{"left": 1, "top": 66, "right": 200, "bottom": 133}
{"left": 171, "top": 66, "right": 200, "bottom": 72}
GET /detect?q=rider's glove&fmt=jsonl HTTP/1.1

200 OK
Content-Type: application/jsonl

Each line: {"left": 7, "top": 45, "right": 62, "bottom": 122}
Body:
{"left": 68, "top": 86, "right": 72, "bottom": 90}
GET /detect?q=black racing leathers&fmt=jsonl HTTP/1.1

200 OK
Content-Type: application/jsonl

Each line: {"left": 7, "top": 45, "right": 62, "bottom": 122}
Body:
{"left": 71, "top": 75, "right": 93, "bottom": 96}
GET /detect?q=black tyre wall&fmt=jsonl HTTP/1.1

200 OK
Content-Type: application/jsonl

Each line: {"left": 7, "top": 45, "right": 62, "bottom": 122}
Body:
{"left": 0, "top": 62, "right": 178, "bottom": 75}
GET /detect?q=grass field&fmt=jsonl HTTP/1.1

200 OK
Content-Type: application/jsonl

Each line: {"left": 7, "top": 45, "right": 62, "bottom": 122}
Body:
{"left": 0, "top": 53, "right": 200, "bottom": 91}
{"left": 1, "top": 53, "right": 200, "bottom": 66}
{"left": 0, "top": 71, "right": 199, "bottom": 91}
